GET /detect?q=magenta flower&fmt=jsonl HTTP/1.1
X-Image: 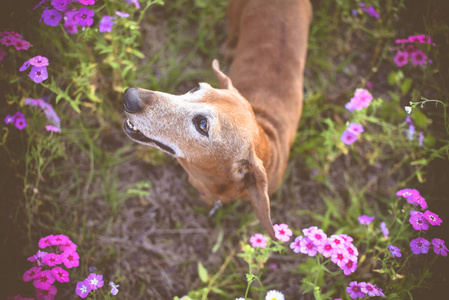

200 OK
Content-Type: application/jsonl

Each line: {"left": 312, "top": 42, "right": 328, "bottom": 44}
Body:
{"left": 4, "top": 115, "right": 14, "bottom": 124}
{"left": 345, "top": 243, "right": 359, "bottom": 261}
{"left": 394, "top": 50, "right": 409, "bottom": 67}
{"left": 78, "top": 0, "right": 96, "bottom": 4}
{"left": 432, "top": 238, "right": 448, "bottom": 257}
{"left": 341, "top": 130, "right": 358, "bottom": 145}
{"left": 109, "top": 281, "right": 120, "bottom": 296}
{"left": 342, "top": 259, "right": 357, "bottom": 275}
{"left": 347, "top": 123, "right": 364, "bottom": 135}
{"left": 33, "top": 270, "right": 55, "bottom": 290}
{"left": 0, "top": 48, "right": 6, "bottom": 61}
{"left": 307, "top": 227, "right": 327, "bottom": 245}
{"left": 27, "top": 250, "right": 48, "bottom": 267}
{"left": 51, "top": 266, "right": 70, "bottom": 283}
{"left": 29, "top": 66, "right": 49, "bottom": 83}
{"left": 346, "top": 281, "right": 365, "bottom": 299}
{"left": 358, "top": 215, "right": 374, "bottom": 225}
{"left": 380, "top": 222, "right": 389, "bottom": 238}
{"left": 331, "top": 250, "right": 349, "bottom": 268}
{"left": 23, "top": 266, "right": 42, "bottom": 282}
{"left": 42, "top": 253, "right": 62, "bottom": 267}
{"left": 29, "top": 55, "right": 49, "bottom": 67}
{"left": 408, "top": 34, "right": 431, "bottom": 44}
{"left": 317, "top": 239, "right": 334, "bottom": 258}
{"left": 350, "top": 88, "right": 373, "bottom": 110}
{"left": 329, "top": 235, "right": 345, "bottom": 250}
{"left": 299, "top": 237, "right": 318, "bottom": 257}
{"left": 423, "top": 210, "right": 442, "bottom": 226}
{"left": 273, "top": 223, "right": 292, "bottom": 242}
{"left": 35, "top": 285, "right": 57, "bottom": 300}
{"left": 51, "top": 234, "right": 70, "bottom": 246}
{"left": 39, "top": 235, "right": 54, "bottom": 249}
{"left": 339, "top": 234, "right": 353, "bottom": 244}
{"left": 302, "top": 226, "right": 318, "bottom": 236}
{"left": 116, "top": 11, "right": 130, "bottom": 18}
{"left": 250, "top": 233, "right": 269, "bottom": 248}
{"left": 59, "top": 240, "right": 77, "bottom": 252}
{"left": 124, "top": 0, "right": 140, "bottom": 9}
{"left": 13, "top": 39, "right": 32, "bottom": 51}
{"left": 42, "top": 8, "right": 63, "bottom": 27}
{"left": 409, "top": 212, "right": 429, "bottom": 230}
{"left": 410, "top": 237, "right": 430, "bottom": 254}
{"left": 77, "top": 7, "right": 95, "bottom": 27}
{"left": 373, "top": 285, "right": 385, "bottom": 297}
{"left": 361, "top": 4, "right": 379, "bottom": 18}
{"left": 86, "top": 273, "right": 104, "bottom": 290}
{"left": 411, "top": 49, "right": 427, "bottom": 66}
{"left": 396, "top": 188, "right": 427, "bottom": 209}
{"left": 388, "top": 244, "right": 401, "bottom": 258}
{"left": 64, "top": 20, "right": 79, "bottom": 34}
{"left": 405, "top": 44, "right": 416, "bottom": 55}
{"left": 75, "top": 280, "right": 92, "bottom": 298}
{"left": 62, "top": 250, "right": 80, "bottom": 268}
{"left": 46, "top": 125, "right": 61, "bottom": 132}
{"left": 290, "top": 236, "right": 303, "bottom": 253}
{"left": 360, "top": 282, "right": 377, "bottom": 297}
{"left": 99, "top": 16, "right": 116, "bottom": 33}
{"left": 51, "top": 0, "right": 70, "bottom": 11}
{"left": 14, "top": 117, "right": 27, "bottom": 130}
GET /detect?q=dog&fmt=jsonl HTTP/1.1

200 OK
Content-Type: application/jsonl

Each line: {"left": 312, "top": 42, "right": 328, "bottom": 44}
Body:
{"left": 123, "top": 0, "right": 312, "bottom": 239}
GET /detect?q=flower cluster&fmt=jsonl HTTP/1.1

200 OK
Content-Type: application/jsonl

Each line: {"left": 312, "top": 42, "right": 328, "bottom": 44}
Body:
{"left": 75, "top": 273, "right": 105, "bottom": 298}
{"left": 396, "top": 188, "right": 447, "bottom": 257}
{"left": 345, "top": 88, "right": 373, "bottom": 112}
{"left": 19, "top": 55, "right": 50, "bottom": 84}
{"left": 290, "top": 226, "right": 359, "bottom": 275}
{"left": 341, "top": 122, "right": 364, "bottom": 145}
{"left": 359, "top": 3, "right": 379, "bottom": 19}
{"left": 346, "top": 281, "right": 385, "bottom": 299}
{"left": 4, "top": 112, "right": 27, "bottom": 130}
{"left": 23, "top": 234, "right": 78, "bottom": 300}
{"left": 0, "top": 31, "right": 33, "bottom": 60}
{"left": 25, "top": 97, "right": 61, "bottom": 132}
{"left": 393, "top": 34, "right": 433, "bottom": 67}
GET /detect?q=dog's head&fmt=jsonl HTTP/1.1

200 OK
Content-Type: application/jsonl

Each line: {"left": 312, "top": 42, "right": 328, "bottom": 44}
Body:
{"left": 123, "top": 60, "right": 275, "bottom": 238}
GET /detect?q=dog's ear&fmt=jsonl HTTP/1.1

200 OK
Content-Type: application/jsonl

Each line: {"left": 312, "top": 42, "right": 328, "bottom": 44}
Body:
{"left": 231, "top": 156, "right": 276, "bottom": 240}
{"left": 212, "top": 59, "right": 234, "bottom": 90}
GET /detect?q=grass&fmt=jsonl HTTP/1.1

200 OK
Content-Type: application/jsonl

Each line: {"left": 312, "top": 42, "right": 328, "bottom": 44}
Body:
{"left": 1, "top": 0, "right": 449, "bottom": 299}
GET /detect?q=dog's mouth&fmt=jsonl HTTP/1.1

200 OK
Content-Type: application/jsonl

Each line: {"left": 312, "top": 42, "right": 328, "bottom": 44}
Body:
{"left": 123, "top": 119, "right": 176, "bottom": 155}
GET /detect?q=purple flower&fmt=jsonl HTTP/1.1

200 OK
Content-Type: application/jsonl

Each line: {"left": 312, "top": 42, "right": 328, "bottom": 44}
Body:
{"left": 124, "top": 0, "right": 140, "bottom": 9}
{"left": 0, "top": 48, "right": 6, "bottom": 61}
{"left": 345, "top": 101, "right": 355, "bottom": 112}
{"left": 4, "top": 115, "right": 14, "bottom": 124}
{"left": 358, "top": 215, "right": 374, "bottom": 225}
{"left": 380, "top": 222, "right": 389, "bottom": 238}
{"left": 52, "top": 0, "right": 70, "bottom": 11}
{"left": 79, "top": 0, "right": 96, "bottom": 4}
{"left": 396, "top": 188, "right": 427, "bottom": 209}
{"left": 19, "top": 60, "right": 31, "bottom": 72}
{"left": 347, "top": 123, "right": 364, "bottom": 135}
{"left": 423, "top": 210, "right": 443, "bottom": 226}
{"left": 410, "top": 237, "right": 430, "bottom": 254}
{"left": 432, "top": 238, "right": 448, "bottom": 257}
{"left": 29, "top": 55, "right": 49, "bottom": 67}
{"left": 299, "top": 237, "right": 318, "bottom": 257}
{"left": 116, "top": 11, "right": 130, "bottom": 18}
{"left": 346, "top": 281, "right": 365, "bottom": 299}
{"left": 360, "top": 282, "right": 377, "bottom": 297}
{"left": 419, "top": 132, "right": 424, "bottom": 146}
{"left": 29, "top": 66, "right": 49, "bottom": 84}
{"left": 42, "top": 8, "right": 63, "bottom": 27}
{"left": 77, "top": 7, "right": 95, "bottom": 27}
{"left": 394, "top": 50, "right": 409, "bottom": 67}
{"left": 76, "top": 280, "right": 92, "bottom": 298}
{"left": 409, "top": 212, "right": 429, "bottom": 230}
{"left": 46, "top": 125, "right": 61, "bottom": 132}
{"left": 14, "top": 117, "right": 27, "bottom": 130}
{"left": 25, "top": 98, "right": 61, "bottom": 128}
{"left": 109, "top": 282, "right": 119, "bottom": 295}
{"left": 86, "top": 273, "right": 104, "bottom": 290}
{"left": 388, "top": 244, "right": 402, "bottom": 258}
{"left": 361, "top": 5, "right": 379, "bottom": 18}
{"left": 341, "top": 130, "right": 357, "bottom": 145}
{"left": 99, "top": 16, "right": 116, "bottom": 33}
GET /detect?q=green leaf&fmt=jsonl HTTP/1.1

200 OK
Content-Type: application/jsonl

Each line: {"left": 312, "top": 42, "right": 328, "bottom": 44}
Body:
{"left": 401, "top": 78, "right": 413, "bottom": 95}
{"left": 197, "top": 262, "right": 209, "bottom": 283}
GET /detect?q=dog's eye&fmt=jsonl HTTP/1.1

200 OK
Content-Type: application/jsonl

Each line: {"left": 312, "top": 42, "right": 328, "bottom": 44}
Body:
{"left": 189, "top": 86, "right": 201, "bottom": 93}
{"left": 193, "top": 115, "right": 209, "bottom": 136}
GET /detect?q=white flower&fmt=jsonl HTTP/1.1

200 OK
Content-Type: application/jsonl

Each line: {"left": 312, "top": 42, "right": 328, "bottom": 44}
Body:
{"left": 404, "top": 106, "right": 412, "bottom": 114}
{"left": 265, "top": 290, "right": 284, "bottom": 300}
{"left": 235, "top": 298, "right": 246, "bottom": 300}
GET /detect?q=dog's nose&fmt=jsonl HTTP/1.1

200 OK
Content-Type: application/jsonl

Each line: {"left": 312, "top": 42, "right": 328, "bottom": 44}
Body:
{"left": 123, "top": 88, "right": 143, "bottom": 113}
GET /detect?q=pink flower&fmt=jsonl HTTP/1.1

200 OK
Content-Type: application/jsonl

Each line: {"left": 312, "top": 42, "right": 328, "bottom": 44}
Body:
{"left": 13, "top": 39, "right": 32, "bottom": 51}
{"left": 302, "top": 226, "right": 318, "bottom": 237}
{"left": 59, "top": 240, "right": 77, "bottom": 252}
{"left": 341, "top": 130, "right": 358, "bottom": 145}
{"left": 346, "top": 281, "right": 365, "bottom": 299}
{"left": 345, "top": 101, "right": 355, "bottom": 112}
{"left": 360, "top": 282, "right": 377, "bottom": 297}
{"left": 394, "top": 50, "right": 409, "bottom": 67}
{"left": 46, "top": 125, "right": 61, "bottom": 132}
{"left": 0, "top": 48, "right": 7, "bottom": 61}
{"left": 86, "top": 273, "right": 104, "bottom": 290}
{"left": 345, "top": 243, "right": 359, "bottom": 261}
{"left": 423, "top": 210, "right": 443, "bottom": 226}
{"left": 273, "top": 223, "right": 292, "bottom": 242}
{"left": 388, "top": 244, "right": 401, "bottom": 258}
{"left": 75, "top": 280, "right": 92, "bottom": 298}
{"left": 299, "top": 237, "right": 318, "bottom": 257}
{"left": 78, "top": 0, "right": 95, "bottom": 4}
{"left": 35, "top": 285, "right": 57, "bottom": 300}
{"left": 23, "top": 266, "right": 42, "bottom": 282}
{"left": 39, "top": 235, "right": 54, "bottom": 249}
{"left": 317, "top": 239, "right": 334, "bottom": 258}
{"left": 380, "top": 222, "right": 389, "bottom": 238}
{"left": 42, "top": 253, "right": 62, "bottom": 267}
{"left": 329, "top": 235, "right": 345, "bottom": 250}
{"left": 409, "top": 212, "right": 429, "bottom": 230}
{"left": 396, "top": 189, "right": 427, "bottom": 209}
{"left": 410, "top": 49, "right": 427, "bottom": 66}
{"left": 339, "top": 234, "right": 353, "bottom": 244}
{"left": 62, "top": 250, "right": 80, "bottom": 268}
{"left": 342, "top": 259, "right": 357, "bottom": 275}
{"left": 29, "top": 55, "right": 49, "bottom": 67}
{"left": 349, "top": 88, "right": 373, "bottom": 110}
{"left": 331, "top": 250, "right": 349, "bottom": 268}
{"left": 29, "top": 66, "right": 49, "bottom": 84}
{"left": 405, "top": 45, "right": 416, "bottom": 55}
{"left": 51, "top": 266, "right": 70, "bottom": 283}
{"left": 432, "top": 238, "right": 448, "bottom": 257}
{"left": 347, "top": 123, "right": 364, "bottom": 135}
{"left": 250, "top": 233, "right": 269, "bottom": 248}
{"left": 307, "top": 227, "right": 327, "bottom": 245}
{"left": 27, "top": 250, "right": 48, "bottom": 267}
{"left": 290, "top": 236, "right": 303, "bottom": 253}
{"left": 51, "top": 234, "right": 70, "bottom": 246}
{"left": 373, "top": 285, "right": 386, "bottom": 297}
{"left": 33, "top": 270, "right": 55, "bottom": 290}
{"left": 124, "top": 0, "right": 140, "bottom": 9}
{"left": 410, "top": 237, "right": 430, "bottom": 254}
{"left": 358, "top": 215, "right": 374, "bottom": 225}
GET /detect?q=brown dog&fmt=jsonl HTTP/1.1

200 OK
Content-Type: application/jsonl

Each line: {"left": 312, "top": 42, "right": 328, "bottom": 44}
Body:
{"left": 123, "top": 0, "right": 312, "bottom": 239}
